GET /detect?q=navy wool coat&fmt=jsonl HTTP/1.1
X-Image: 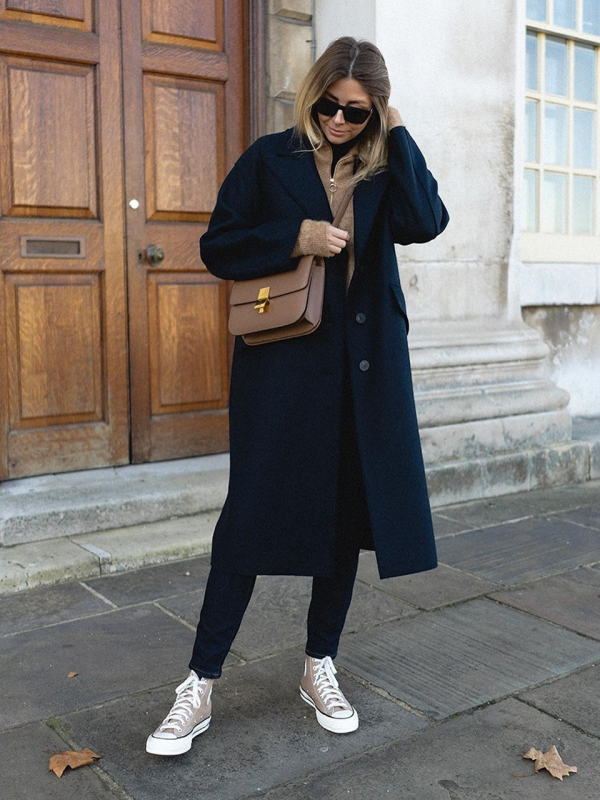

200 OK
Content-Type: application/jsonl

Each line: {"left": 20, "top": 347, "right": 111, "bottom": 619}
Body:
{"left": 200, "top": 125, "right": 449, "bottom": 579}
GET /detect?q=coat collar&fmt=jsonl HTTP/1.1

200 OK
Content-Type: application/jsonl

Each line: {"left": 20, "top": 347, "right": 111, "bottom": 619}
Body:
{"left": 266, "top": 128, "right": 389, "bottom": 268}
{"left": 265, "top": 130, "right": 333, "bottom": 222}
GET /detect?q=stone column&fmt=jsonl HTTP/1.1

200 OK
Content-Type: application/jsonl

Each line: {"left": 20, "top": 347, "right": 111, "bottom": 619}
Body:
{"left": 318, "top": 0, "right": 590, "bottom": 504}
{"left": 265, "top": 2, "right": 314, "bottom": 134}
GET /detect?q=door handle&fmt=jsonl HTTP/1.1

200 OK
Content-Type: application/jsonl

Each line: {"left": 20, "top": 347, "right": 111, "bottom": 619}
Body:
{"left": 146, "top": 244, "right": 165, "bottom": 266}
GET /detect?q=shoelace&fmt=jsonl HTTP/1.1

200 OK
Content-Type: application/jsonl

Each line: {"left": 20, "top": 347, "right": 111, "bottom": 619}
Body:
{"left": 312, "top": 656, "right": 349, "bottom": 712}
{"left": 159, "top": 673, "right": 207, "bottom": 732}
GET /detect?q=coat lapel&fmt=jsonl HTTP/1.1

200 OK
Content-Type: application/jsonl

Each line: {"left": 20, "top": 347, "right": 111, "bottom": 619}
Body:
{"left": 265, "top": 136, "right": 333, "bottom": 223}
{"left": 353, "top": 171, "right": 388, "bottom": 270}
{"left": 265, "top": 128, "right": 390, "bottom": 268}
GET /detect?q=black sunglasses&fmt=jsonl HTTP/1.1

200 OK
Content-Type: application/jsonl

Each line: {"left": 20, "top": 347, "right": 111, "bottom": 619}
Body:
{"left": 315, "top": 96, "right": 373, "bottom": 125}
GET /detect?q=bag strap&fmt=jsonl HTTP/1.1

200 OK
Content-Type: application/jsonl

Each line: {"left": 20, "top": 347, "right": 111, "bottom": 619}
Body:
{"left": 331, "top": 182, "right": 356, "bottom": 228}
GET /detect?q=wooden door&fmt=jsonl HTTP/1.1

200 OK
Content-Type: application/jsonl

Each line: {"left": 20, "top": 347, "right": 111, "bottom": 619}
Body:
{"left": 0, "top": 1, "right": 129, "bottom": 479}
{"left": 122, "top": 0, "right": 246, "bottom": 463}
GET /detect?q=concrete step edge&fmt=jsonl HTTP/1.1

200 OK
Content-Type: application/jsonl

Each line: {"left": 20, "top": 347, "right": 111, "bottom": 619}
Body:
{"left": 0, "top": 510, "right": 218, "bottom": 596}
{"left": 0, "top": 471, "right": 229, "bottom": 546}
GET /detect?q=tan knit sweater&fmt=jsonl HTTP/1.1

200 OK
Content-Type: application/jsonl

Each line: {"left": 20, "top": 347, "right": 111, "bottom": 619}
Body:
{"left": 290, "top": 142, "right": 360, "bottom": 293}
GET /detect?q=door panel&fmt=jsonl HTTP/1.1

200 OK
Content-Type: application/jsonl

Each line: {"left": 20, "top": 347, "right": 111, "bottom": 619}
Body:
{"left": 2, "top": 57, "right": 97, "bottom": 218}
{"left": 5, "top": 274, "right": 104, "bottom": 426}
{"left": 0, "top": 0, "right": 92, "bottom": 30}
{"left": 143, "top": 74, "right": 224, "bottom": 222}
{"left": 123, "top": 0, "right": 245, "bottom": 463}
{"left": 141, "top": 0, "right": 223, "bottom": 49}
{"left": 0, "top": 2, "right": 129, "bottom": 478}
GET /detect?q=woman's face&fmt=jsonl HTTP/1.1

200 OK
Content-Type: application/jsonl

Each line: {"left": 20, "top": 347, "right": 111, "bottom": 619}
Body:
{"left": 317, "top": 77, "right": 374, "bottom": 145}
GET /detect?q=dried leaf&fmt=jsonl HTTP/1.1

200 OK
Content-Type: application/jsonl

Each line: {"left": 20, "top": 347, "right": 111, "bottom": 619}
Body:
{"left": 48, "top": 748, "right": 101, "bottom": 778}
{"left": 67, "top": 671, "right": 79, "bottom": 678}
{"left": 523, "top": 745, "right": 577, "bottom": 780}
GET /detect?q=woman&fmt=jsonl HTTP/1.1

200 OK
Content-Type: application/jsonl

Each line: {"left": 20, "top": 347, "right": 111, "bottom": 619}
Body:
{"left": 146, "top": 36, "right": 449, "bottom": 756}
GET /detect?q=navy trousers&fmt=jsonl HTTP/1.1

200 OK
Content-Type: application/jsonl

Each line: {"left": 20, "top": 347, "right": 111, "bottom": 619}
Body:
{"left": 189, "top": 332, "right": 371, "bottom": 679}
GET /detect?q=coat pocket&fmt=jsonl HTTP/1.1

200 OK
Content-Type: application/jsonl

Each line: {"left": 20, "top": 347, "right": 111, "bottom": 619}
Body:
{"left": 389, "top": 283, "right": 409, "bottom": 334}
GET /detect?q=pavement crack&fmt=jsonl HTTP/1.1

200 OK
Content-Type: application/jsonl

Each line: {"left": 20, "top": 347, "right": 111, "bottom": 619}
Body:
{"left": 152, "top": 600, "right": 197, "bottom": 631}
{"left": 46, "top": 718, "right": 136, "bottom": 800}
{"left": 514, "top": 696, "right": 600, "bottom": 743}
{"left": 79, "top": 580, "right": 119, "bottom": 608}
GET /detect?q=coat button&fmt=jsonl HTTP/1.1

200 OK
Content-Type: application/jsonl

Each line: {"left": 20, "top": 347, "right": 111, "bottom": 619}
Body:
{"left": 355, "top": 312, "right": 366, "bottom": 324}
{"left": 359, "top": 360, "right": 370, "bottom": 371}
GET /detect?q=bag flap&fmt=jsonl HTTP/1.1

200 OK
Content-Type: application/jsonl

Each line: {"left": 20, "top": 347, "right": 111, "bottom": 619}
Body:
{"left": 229, "top": 255, "right": 317, "bottom": 306}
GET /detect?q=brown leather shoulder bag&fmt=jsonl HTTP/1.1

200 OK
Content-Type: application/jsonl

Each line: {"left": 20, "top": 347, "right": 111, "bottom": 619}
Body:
{"left": 228, "top": 184, "right": 355, "bottom": 346}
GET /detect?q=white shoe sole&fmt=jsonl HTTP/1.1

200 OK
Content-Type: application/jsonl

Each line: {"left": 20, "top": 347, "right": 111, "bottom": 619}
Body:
{"left": 145, "top": 716, "right": 211, "bottom": 756}
{"left": 299, "top": 686, "right": 359, "bottom": 733}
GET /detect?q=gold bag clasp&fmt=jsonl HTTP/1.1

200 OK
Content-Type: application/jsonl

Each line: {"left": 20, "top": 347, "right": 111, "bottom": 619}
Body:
{"left": 254, "top": 286, "right": 270, "bottom": 313}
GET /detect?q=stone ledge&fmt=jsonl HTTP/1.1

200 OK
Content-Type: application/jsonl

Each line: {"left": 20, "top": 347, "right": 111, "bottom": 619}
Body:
{"left": 427, "top": 439, "right": 592, "bottom": 507}
{"left": 0, "top": 512, "right": 216, "bottom": 596}
{"left": 0, "top": 465, "right": 229, "bottom": 547}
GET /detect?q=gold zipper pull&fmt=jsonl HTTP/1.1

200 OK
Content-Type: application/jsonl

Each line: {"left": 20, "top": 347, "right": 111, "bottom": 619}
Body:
{"left": 329, "top": 178, "right": 337, "bottom": 202}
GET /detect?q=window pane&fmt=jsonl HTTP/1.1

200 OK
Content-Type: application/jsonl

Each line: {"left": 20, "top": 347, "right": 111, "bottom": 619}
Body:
{"left": 526, "top": 32, "right": 538, "bottom": 90}
{"left": 542, "top": 172, "right": 567, "bottom": 233}
{"left": 573, "top": 109, "right": 596, "bottom": 167}
{"left": 525, "top": 100, "right": 539, "bottom": 161}
{"left": 545, "top": 37, "right": 568, "bottom": 96}
{"left": 544, "top": 104, "right": 568, "bottom": 163}
{"left": 573, "top": 176, "right": 594, "bottom": 234}
{"left": 523, "top": 170, "right": 538, "bottom": 231}
{"left": 574, "top": 44, "right": 596, "bottom": 102}
{"left": 527, "top": 0, "right": 547, "bottom": 21}
{"left": 583, "top": 0, "right": 600, "bottom": 35}
{"left": 553, "top": 0, "right": 576, "bottom": 28}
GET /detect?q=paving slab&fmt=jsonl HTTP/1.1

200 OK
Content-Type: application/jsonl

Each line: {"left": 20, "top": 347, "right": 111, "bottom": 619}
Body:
{"left": 263, "top": 697, "right": 600, "bottom": 799}
{"left": 521, "top": 481, "right": 600, "bottom": 514}
{"left": 0, "top": 537, "right": 99, "bottom": 596}
{"left": 0, "top": 604, "right": 196, "bottom": 731}
{"left": 489, "top": 566, "right": 600, "bottom": 639}
{"left": 520, "top": 663, "right": 600, "bottom": 738}
{"left": 431, "top": 514, "right": 475, "bottom": 538}
{"left": 58, "top": 651, "right": 428, "bottom": 800}
{"left": 337, "top": 598, "right": 600, "bottom": 719}
{"left": 435, "top": 495, "right": 538, "bottom": 529}
{"left": 0, "top": 721, "right": 116, "bottom": 800}
{"left": 357, "top": 551, "right": 498, "bottom": 610}
{"left": 435, "top": 515, "right": 600, "bottom": 585}
{"left": 162, "top": 572, "right": 416, "bottom": 662}
{"left": 554, "top": 505, "right": 600, "bottom": 533}
{"left": 84, "top": 555, "right": 212, "bottom": 607}
{"left": 0, "top": 582, "right": 111, "bottom": 636}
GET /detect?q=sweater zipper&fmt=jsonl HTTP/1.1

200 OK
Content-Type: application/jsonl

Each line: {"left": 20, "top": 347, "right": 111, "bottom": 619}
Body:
{"left": 328, "top": 153, "right": 354, "bottom": 204}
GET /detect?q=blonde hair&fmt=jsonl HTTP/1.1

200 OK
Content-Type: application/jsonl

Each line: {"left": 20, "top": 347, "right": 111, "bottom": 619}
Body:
{"left": 294, "top": 37, "right": 391, "bottom": 185}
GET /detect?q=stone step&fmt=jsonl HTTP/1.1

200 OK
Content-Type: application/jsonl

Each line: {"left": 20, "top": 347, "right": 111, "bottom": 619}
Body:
{"left": 0, "top": 425, "right": 598, "bottom": 597}
{"left": 0, "top": 454, "right": 229, "bottom": 547}
{"left": 0, "top": 510, "right": 219, "bottom": 595}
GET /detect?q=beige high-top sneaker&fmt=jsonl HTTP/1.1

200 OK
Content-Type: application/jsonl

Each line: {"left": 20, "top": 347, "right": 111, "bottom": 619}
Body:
{"left": 300, "top": 655, "right": 359, "bottom": 733}
{"left": 146, "top": 671, "right": 213, "bottom": 756}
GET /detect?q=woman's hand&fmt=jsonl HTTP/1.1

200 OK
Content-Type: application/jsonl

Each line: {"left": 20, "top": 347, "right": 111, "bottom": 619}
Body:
{"left": 387, "top": 105, "right": 404, "bottom": 129}
{"left": 326, "top": 225, "right": 350, "bottom": 256}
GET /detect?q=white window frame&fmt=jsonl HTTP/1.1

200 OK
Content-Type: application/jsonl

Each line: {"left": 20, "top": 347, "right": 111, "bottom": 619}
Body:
{"left": 523, "top": 1, "right": 600, "bottom": 263}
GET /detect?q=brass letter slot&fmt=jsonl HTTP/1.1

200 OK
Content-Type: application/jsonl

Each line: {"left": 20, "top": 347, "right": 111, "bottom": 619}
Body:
{"left": 20, "top": 236, "right": 86, "bottom": 258}
{"left": 254, "top": 286, "right": 270, "bottom": 313}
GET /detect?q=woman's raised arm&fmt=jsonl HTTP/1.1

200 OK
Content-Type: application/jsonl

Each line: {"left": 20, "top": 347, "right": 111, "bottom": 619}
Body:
{"left": 385, "top": 123, "right": 449, "bottom": 245}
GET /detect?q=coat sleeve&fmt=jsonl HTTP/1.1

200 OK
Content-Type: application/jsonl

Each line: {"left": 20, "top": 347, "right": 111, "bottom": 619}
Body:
{"left": 200, "top": 142, "right": 304, "bottom": 281}
{"left": 386, "top": 126, "right": 450, "bottom": 245}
